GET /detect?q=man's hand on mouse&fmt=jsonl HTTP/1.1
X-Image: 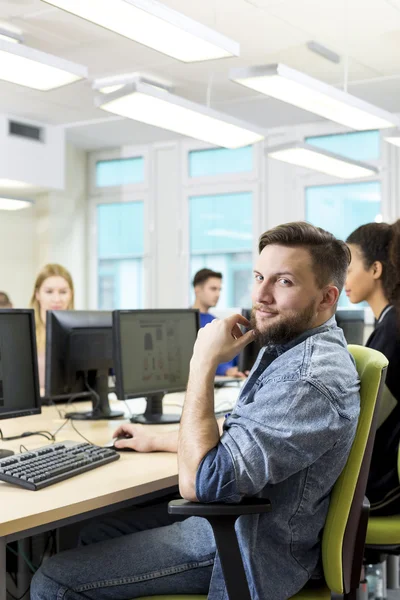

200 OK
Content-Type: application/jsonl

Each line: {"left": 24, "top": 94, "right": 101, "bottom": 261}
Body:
{"left": 113, "top": 424, "right": 157, "bottom": 453}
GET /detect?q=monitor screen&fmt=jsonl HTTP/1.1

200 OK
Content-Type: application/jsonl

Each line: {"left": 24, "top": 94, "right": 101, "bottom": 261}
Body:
{"left": 335, "top": 309, "right": 365, "bottom": 345}
{"left": 113, "top": 309, "right": 199, "bottom": 424}
{"left": 0, "top": 310, "right": 41, "bottom": 420}
{"left": 45, "top": 310, "right": 123, "bottom": 421}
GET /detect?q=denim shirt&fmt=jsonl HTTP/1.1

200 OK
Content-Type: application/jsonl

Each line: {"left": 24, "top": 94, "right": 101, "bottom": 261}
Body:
{"left": 195, "top": 316, "right": 360, "bottom": 600}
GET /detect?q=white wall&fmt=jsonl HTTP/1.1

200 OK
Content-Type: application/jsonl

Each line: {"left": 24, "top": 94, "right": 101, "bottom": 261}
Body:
{"left": 36, "top": 144, "right": 88, "bottom": 309}
{"left": 0, "top": 205, "right": 37, "bottom": 308}
{"left": 0, "top": 143, "right": 88, "bottom": 310}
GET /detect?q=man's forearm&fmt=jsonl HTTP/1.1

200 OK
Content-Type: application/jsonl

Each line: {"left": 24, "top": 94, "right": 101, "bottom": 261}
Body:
{"left": 178, "top": 361, "right": 220, "bottom": 501}
{"left": 151, "top": 429, "right": 179, "bottom": 453}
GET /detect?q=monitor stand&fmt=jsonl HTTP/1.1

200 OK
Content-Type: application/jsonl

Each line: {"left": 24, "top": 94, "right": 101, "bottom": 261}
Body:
{"left": 66, "top": 371, "right": 124, "bottom": 421}
{"left": 129, "top": 392, "right": 180, "bottom": 425}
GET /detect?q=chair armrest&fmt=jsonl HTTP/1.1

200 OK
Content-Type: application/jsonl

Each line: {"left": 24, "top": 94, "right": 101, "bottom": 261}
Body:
{"left": 168, "top": 498, "right": 271, "bottom": 600}
{"left": 168, "top": 497, "right": 271, "bottom": 517}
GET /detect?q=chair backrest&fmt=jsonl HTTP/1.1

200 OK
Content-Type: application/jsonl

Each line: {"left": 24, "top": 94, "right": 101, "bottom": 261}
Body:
{"left": 322, "top": 345, "right": 388, "bottom": 594}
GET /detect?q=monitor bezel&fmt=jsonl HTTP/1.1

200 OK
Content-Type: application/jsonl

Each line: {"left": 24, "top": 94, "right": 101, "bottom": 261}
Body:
{"left": 0, "top": 308, "right": 41, "bottom": 420}
{"left": 113, "top": 308, "right": 200, "bottom": 400}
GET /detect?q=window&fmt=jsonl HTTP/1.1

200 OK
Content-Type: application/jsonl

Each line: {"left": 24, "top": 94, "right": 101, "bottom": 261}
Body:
{"left": 97, "top": 202, "right": 144, "bottom": 309}
{"left": 188, "top": 146, "right": 253, "bottom": 178}
{"left": 96, "top": 157, "right": 144, "bottom": 187}
{"left": 189, "top": 191, "right": 253, "bottom": 308}
{"left": 305, "top": 130, "right": 381, "bottom": 307}
{"left": 306, "top": 130, "right": 380, "bottom": 161}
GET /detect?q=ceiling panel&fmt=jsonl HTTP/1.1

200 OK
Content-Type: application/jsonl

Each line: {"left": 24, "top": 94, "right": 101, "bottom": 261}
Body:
{"left": 0, "top": 0, "right": 398, "bottom": 148}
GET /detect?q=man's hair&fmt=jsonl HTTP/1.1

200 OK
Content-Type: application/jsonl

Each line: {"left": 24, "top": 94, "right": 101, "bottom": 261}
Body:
{"left": 192, "top": 268, "right": 222, "bottom": 288}
{"left": 0, "top": 292, "right": 12, "bottom": 308}
{"left": 259, "top": 221, "right": 351, "bottom": 293}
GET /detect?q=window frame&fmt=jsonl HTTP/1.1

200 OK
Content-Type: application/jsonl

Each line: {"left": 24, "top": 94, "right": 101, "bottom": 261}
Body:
{"left": 181, "top": 139, "right": 261, "bottom": 188}
{"left": 88, "top": 146, "right": 150, "bottom": 196}
{"left": 88, "top": 145, "right": 150, "bottom": 309}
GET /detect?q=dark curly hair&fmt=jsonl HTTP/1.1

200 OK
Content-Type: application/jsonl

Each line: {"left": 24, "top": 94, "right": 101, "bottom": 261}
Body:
{"left": 346, "top": 220, "right": 400, "bottom": 318}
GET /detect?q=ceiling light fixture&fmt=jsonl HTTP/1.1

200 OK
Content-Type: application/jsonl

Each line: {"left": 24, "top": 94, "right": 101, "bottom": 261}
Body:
{"left": 95, "top": 79, "right": 265, "bottom": 148}
{"left": 42, "top": 0, "right": 240, "bottom": 63}
{"left": 0, "top": 197, "right": 33, "bottom": 211}
{"left": 0, "top": 179, "right": 33, "bottom": 190}
{"left": 266, "top": 141, "right": 379, "bottom": 179}
{"left": 0, "top": 38, "right": 87, "bottom": 90}
{"left": 0, "top": 26, "right": 23, "bottom": 44}
{"left": 230, "top": 63, "right": 399, "bottom": 130}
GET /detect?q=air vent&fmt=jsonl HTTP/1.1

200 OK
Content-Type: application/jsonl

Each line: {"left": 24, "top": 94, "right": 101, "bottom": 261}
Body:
{"left": 8, "top": 120, "right": 43, "bottom": 142}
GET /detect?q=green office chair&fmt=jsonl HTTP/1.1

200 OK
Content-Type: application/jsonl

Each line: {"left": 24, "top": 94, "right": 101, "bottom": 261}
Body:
{"left": 364, "top": 439, "right": 400, "bottom": 587}
{"left": 136, "top": 345, "right": 388, "bottom": 600}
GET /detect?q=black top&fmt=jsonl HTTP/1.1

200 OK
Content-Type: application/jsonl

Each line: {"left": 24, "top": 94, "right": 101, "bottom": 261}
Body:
{"left": 366, "top": 305, "right": 400, "bottom": 504}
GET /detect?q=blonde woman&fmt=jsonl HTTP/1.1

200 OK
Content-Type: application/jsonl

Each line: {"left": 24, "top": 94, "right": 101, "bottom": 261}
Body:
{"left": 30, "top": 264, "right": 74, "bottom": 394}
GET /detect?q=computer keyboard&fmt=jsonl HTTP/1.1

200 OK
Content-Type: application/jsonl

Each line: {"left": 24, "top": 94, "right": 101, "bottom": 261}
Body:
{"left": 0, "top": 441, "right": 120, "bottom": 491}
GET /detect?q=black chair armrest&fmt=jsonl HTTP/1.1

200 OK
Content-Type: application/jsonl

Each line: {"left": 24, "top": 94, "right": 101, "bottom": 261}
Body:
{"left": 168, "top": 498, "right": 271, "bottom": 600}
{"left": 168, "top": 497, "right": 271, "bottom": 517}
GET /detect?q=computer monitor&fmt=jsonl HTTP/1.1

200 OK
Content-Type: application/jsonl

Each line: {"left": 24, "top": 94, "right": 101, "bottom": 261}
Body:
{"left": 45, "top": 310, "right": 124, "bottom": 421}
{"left": 113, "top": 309, "right": 199, "bottom": 424}
{"left": 0, "top": 309, "right": 41, "bottom": 458}
{"left": 335, "top": 309, "right": 365, "bottom": 345}
{"left": 238, "top": 308, "right": 261, "bottom": 374}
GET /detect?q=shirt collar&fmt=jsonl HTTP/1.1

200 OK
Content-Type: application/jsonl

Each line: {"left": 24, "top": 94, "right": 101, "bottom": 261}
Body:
{"left": 377, "top": 304, "right": 393, "bottom": 324}
{"left": 263, "top": 315, "right": 337, "bottom": 357}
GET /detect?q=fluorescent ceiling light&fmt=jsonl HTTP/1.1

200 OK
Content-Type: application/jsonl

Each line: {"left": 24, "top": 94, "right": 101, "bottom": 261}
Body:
{"left": 0, "top": 27, "right": 23, "bottom": 44}
{"left": 96, "top": 81, "right": 265, "bottom": 149}
{"left": 266, "top": 141, "right": 379, "bottom": 179}
{"left": 0, "top": 38, "right": 87, "bottom": 90}
{"left": 0, "top": 198, "right": 33, "bottom": 211}
{"left": 0, "top": 179, "right": 32, "bottom": 189}
{"left": 384, "top": 129, "right": 400, "bottom": 147}
{"left": 230, "top": 63, "right": 399, "bottom": 131}
{"left": 42, "top": 0, "right": 239, "bottom": 63}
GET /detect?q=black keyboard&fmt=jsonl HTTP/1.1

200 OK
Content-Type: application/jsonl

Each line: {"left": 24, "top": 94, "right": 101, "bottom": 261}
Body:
{"left": 0, "top": 441, "right": 120, "bottom": 490}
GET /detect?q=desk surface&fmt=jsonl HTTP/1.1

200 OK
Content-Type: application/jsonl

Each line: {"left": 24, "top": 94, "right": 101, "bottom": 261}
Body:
{"left": 0, "top": 385, "right": 240, "bottom": 538}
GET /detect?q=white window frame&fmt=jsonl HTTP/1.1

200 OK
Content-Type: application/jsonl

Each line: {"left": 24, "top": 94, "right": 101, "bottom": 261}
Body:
{"left": 88, "top": 145, "right": 151, "bottom": 309}
{"left": 88, "top": 145, "right": 150, "bottom": 197}
{"left": 291, "top": 122, "right": 385, "bottom": 220}
{"left": 181, "top": 139, "right": 262, "bottom": 307}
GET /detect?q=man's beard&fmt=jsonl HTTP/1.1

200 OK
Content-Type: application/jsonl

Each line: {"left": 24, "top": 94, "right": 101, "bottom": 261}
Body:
{"left": 250, "top": 300, "right": 317, "bottom": 346}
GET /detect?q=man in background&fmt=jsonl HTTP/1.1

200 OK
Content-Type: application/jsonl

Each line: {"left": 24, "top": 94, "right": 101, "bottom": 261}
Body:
{"left": 192, "top": 268, "right": 244, "bottom": 378}
{"left": 0, "top": 292, "right": 12, "bottom": 308}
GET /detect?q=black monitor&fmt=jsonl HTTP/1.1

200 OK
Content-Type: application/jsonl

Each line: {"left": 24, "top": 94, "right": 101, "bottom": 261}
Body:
{"left": 45, "top": 310, "right": 124, "bottom": 421}
{"left": 335, "top": 309, "right": 365, "bottom": 345}
{"left": 0, "top": 309, "right": 41, "bottom": 458}
{"left": 238, "top": 308, "right": 261, "bottom": 374}
{"left": 113, "top": 309, "right": 199, "bottom": 424}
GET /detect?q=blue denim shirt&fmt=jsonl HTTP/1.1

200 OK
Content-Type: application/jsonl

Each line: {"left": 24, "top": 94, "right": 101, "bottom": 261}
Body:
{"left": 195, "top": 316, "right": 360, "bottom": 600}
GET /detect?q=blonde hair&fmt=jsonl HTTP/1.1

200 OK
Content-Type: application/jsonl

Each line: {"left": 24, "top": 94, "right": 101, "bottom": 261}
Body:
{"left": 30, "top": 264, "right": 75, "bottom": 351}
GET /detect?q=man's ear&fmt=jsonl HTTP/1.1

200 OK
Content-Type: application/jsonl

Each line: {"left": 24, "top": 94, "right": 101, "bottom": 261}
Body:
{"left": 371, "top": 261, "right": 383, "bottom": 280}
{"left": 319, "top": 285, "right": 340, "bottom": 312}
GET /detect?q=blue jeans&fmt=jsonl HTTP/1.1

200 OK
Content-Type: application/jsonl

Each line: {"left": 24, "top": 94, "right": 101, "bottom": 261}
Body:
{"left": 30, "top": 501, "right": 215, "bottom": 599}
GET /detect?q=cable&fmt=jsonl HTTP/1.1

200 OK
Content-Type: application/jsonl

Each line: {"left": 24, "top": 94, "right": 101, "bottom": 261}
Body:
{"left": 7, "top": 531, "right": 55, "bottom": 600}
{"left": 84, "top": 374, "right": 100, "bottom": 414}
{"left": 70, "top": 420, "right": 94, "bottom": 445}
{"left": 6, "top": 546, "right": 35, "bottom": 574}
{"left": 51, "top": 418, "right": 70, "bottom": 439}
{"left": 0, "top": 429, "right": 55, "bottom": 442}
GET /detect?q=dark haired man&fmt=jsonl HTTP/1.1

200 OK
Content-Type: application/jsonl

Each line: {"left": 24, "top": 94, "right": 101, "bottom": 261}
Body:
{"left": 32, "top": 222, "right": 360, "bottom": 600}
{"left": 192, "top": 268, "right": 244, "bottom": 378}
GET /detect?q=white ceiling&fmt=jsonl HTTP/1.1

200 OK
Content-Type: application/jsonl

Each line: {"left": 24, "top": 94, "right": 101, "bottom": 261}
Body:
{"left": 1, "top": 0, "right": 400, "bottom": 149}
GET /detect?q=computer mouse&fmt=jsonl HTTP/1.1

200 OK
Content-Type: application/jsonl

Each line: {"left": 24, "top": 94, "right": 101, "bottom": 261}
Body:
{"left": 104, "top": 436, "right": 137, "bottom": 452}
